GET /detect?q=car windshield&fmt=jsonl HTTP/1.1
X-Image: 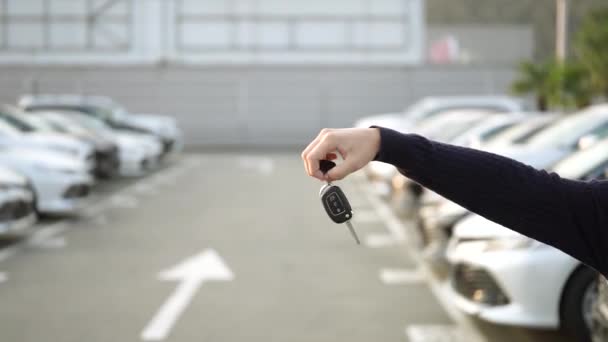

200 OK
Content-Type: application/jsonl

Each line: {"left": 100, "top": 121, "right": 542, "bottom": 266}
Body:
{"left": 85, "top": 105, "right": 122, "bottom": 121}
{"left": 0, "top": 120, "right": 23, "bottom": 137}
{"left": 0, "top": 111, "right": 37, "bottom": 132}
{"left": 18, "top": 115, "right": 58, "bottom": 132}
{"left": 527, "top": 111, "right": 608, "bottom": 149}
{"left": 486, "top": 117, "right": 555, "bottom": 146}
{"left": 421, "top": 115, "right": 488, "bottom": 142}
{"left": 451, "top": 120, "right": 517, "bottom": 146}
{"left": 62, "top": 112, "right": 112, "bottom": 133}
{"left": 42, "top": 114, "right": 91, "bottom": 135}
{"left": 552, "top": 140, "right": 608, "bottom": 179}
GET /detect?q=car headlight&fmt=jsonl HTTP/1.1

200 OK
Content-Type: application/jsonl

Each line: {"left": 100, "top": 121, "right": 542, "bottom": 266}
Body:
{"left": 482, "top": 237, "right": 535, "bottom": 252}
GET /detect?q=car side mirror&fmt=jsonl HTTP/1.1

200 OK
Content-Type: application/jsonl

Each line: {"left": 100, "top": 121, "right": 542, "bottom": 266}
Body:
{"left": 578, "top": 135, "right": 599, "bottom": 150}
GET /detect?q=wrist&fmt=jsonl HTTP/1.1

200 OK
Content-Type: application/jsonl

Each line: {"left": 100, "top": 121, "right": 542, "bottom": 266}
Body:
{"left": 368, "top": 127, "right": 381, "bottom": 156}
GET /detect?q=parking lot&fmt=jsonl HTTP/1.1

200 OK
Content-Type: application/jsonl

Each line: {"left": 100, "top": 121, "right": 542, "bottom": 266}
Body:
{"left": 0, "top": 153, "right": 572, "bottom": 342}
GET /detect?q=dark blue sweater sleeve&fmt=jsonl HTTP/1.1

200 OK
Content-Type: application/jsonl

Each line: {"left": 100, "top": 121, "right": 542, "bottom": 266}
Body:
{"left": 374, "top": 127, "right": 608, "bottom": 276}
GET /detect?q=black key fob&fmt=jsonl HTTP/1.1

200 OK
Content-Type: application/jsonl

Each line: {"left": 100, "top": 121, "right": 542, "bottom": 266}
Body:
{"left": 319, "top": 184, "right": 353, "bottom": 224}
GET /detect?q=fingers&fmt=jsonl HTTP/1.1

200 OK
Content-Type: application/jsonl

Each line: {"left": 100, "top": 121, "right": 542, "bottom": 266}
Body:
{"left": 302, "top": 129, "right": 338, "bottom": 181}
{"left": 325, "top": 153, "right": 338, "bottom": 160}
{"left": 301, "top": 129, "right": 328, "bottom": 178}
{"left": 326, "top": 161, "right": 355, "bottom": 181}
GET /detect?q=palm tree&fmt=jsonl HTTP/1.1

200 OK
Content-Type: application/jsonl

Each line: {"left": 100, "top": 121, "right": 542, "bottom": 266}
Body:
{"left": 511, "top": 61, "right": 553, "bottom": 111}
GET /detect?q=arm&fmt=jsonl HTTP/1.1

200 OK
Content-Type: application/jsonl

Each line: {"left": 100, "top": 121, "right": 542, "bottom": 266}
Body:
{"left": 375, "top": 127, "right": 608, "bottom": 275}
{"left": 301, "top": 127, "right": 608, "bottom": 276}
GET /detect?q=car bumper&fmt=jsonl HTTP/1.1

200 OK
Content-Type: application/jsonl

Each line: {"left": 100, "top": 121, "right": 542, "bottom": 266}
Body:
{"left": 119, "top": 154, "right": 148, "bottom": 177}
{"left": 35, "top": 173, "right": 94, "bottom": 214}
{"left": 447, "top": 244, "right": 580, "bottom": 328}
{"left": 0, "top": 188, "right": 37, "bottom": 237}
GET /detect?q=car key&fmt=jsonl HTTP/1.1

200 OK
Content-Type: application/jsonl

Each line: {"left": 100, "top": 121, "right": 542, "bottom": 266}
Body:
{"left": 318, "top": 160, "right": 361, "bottom": 245}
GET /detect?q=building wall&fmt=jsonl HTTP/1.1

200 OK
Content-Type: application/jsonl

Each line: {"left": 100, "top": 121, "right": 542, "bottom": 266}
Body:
{"left": 0, "top": 65, "right": 518, "bottom": 146}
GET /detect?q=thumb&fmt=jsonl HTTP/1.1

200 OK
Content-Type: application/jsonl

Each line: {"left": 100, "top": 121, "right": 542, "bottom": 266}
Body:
{"left": 326, "top": 161, "right": 355, "bottom": 181}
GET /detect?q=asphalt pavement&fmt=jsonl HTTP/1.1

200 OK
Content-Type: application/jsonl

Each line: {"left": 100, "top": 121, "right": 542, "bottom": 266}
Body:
{"left": 0, "top": 153, "right": 572, "bottom": 342}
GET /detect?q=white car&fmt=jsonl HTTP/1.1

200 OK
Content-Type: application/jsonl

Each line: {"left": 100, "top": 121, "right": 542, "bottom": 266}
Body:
{"left": 0, "top": 146, "right": 94, "bottom": 214}
{"left": 19, "top": 113, "right": 120, "bottom": 179}
{"left": 445, "top": 138, "right": 608, "bottom": 340}
{"left": 0, "top": 106, "right": 95, "bottom": 173}
{"left": 86, "top": 95, "right": 183, "bottom": 154}
{"left": 0, "top": 166, "right": 37, "bottom": 237}
{"left": 40, "top": 110, "right": 163, "bottom": 177}
{"left": 487, "top": 104, "right": 608, "bottom": 170}
{"left": 19, "top": 94, "right": 182, "bottom": 156}
{"left": 354, "top": 95, "right": 524, "bottom": 132}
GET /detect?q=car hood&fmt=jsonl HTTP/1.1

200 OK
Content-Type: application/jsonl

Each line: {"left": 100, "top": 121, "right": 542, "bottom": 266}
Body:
{"left": 24, "top": 132, "right": 92, "bottom": 153}
{"left": 0, "top": 165, "right": 28, "bottom": 186}
{"left": 111, "top": 131, "right": 158, "bottom": 146}
{"left": 354, "top": 113, "right": 412, "bottom": 132}
{"left": 486, "top": 145, "right": 570, "bottom": 169}
{"left": 0, "top": 146, "right": 87, "bottom": 170}
{"left": 117, "top": 114, "right": 179, "bottom": 138}
{"left": 453, "top": 214, "right": 523, "bottom": 239}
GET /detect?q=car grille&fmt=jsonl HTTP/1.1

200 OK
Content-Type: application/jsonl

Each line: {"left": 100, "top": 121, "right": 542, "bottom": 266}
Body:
{"left": 0, "top": 200, "right": 34, "bottom": 221}
{"left": 162, "top": 139, "right": 174, "bottom": 154}
{"left": 94, "top": 147, "right": 120, "bottom": 177}
{"left": 451, "top": 263, "right": 510, "bottom": 306}
{"left": 63, "top": 184, "right": 90, "bottom": 199}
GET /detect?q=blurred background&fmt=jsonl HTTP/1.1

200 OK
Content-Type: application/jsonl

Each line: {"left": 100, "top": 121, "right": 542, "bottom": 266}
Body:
{"left": 0, "top": 1, "right": 607, "bottom": 342}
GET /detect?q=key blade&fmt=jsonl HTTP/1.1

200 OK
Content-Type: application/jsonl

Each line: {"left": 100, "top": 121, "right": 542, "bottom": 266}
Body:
{"left": 345, "top": 221, "right": 361, "bottom": 245}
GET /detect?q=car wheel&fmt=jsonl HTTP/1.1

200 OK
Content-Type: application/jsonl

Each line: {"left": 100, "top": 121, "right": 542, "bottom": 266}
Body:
{"left": 560, "top": 266, "right": 597, "bottom": 342}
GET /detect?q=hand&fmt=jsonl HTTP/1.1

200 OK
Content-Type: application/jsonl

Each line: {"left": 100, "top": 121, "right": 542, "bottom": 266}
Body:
{"left": 301, "top": 128, "right": 381, "bottom": 182}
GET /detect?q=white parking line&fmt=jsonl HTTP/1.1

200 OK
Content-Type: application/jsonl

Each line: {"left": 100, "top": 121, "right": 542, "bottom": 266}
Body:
{"left": 405, "top": 324, "right": 478, "bottom": 342}
{"left": 353, "top": 209, "right": 381, "bottom": 224}
{"left": 26, "top": 223, "right": 68, "bottom": 247}
{"left": 110, "top": 194, "right": 140, "bottom": 209}
{"left": 91, "top": 214, "right": 109, "bottom": 226}
{"left": 359, "top": 183, "right": 487, "bottom": 342}
{"left": 134, "top": 182, "right": 159, "bottom": 195}
{"left": 379, "top": 267, "right": 425, "bottom": 285}
{"left": 28, "top": 236, "right": 67, "bottom": 249}
{"left": 0, "top": 248, "right": 17, "bottom": 263}
{"left": 0, "top": 154, "right": 199, "bottom": 264}
{"left": 364, "top": 233, "right": 399, "bottom": 248}
{"left": 364, "top": 189, "right": 406, "bottom": 242}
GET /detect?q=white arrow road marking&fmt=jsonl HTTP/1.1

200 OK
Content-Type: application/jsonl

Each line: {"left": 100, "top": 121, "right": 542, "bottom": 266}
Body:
{"left": 141, "top": 249, "right": 234, "bottom": 341}
{"left": 379, "top": 267, "right": 424, "bottom": 285}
